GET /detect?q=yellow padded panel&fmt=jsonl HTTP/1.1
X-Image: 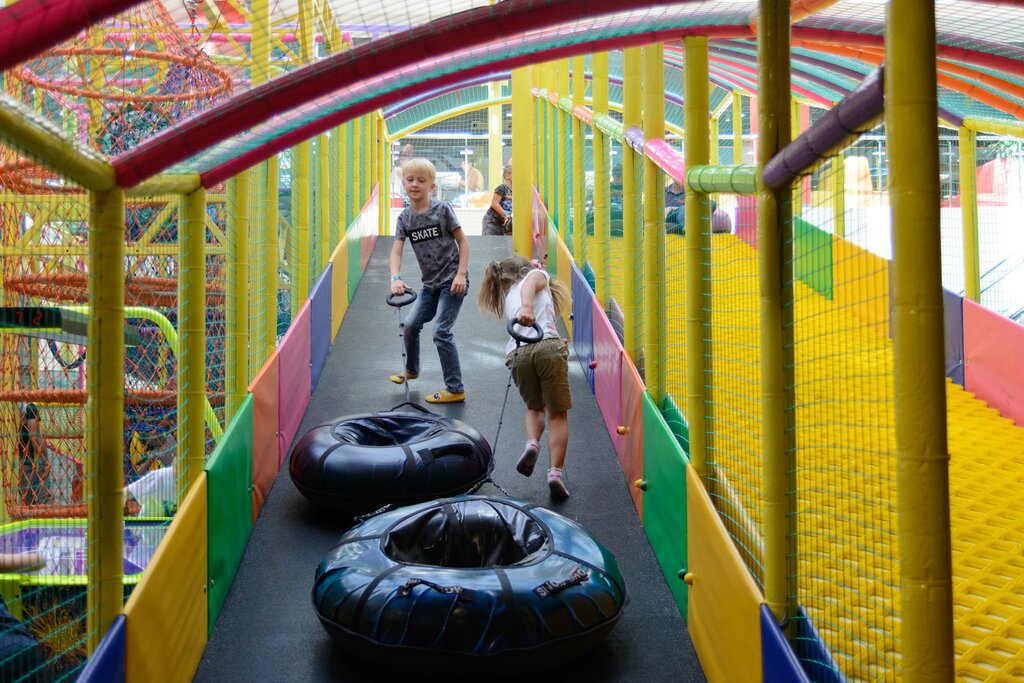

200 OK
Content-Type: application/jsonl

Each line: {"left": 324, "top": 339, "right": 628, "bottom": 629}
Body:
{"left": 124, "top": 475, "right": 209, "bottom": 683}
{"left": 555, "top": 234, "right": 574, "bottom": 336}
{"left": 687, "top": 465, "right": 762, "bottom": 683}
{"left": 833, "top": 236, "right": 890, "bottom": 338}
{"left": 329, "top": 239, "right": 349, "bottom": 341}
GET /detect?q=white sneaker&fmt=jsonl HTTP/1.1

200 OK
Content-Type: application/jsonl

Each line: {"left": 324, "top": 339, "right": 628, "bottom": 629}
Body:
{"left": 547, "top": 468, "right": 570, "bottom": 499}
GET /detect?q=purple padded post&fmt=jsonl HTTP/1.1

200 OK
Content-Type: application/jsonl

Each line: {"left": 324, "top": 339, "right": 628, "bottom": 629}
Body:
{"left": 762, "top": 68, "right": 884, "bottom": 191}
{"left": 624, "top": 127, "right": 646, "bottom": 154}
{"left": 309, "top": 265, "right": 332, "bottom": 394}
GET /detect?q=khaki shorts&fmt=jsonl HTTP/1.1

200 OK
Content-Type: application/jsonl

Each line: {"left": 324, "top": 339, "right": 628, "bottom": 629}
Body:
{"left": 505, "top": 338, "right": 572, "bottom": 412}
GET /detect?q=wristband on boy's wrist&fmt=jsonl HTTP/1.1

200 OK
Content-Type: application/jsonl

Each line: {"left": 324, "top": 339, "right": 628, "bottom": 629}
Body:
{"left": 391, "top": 275, "right": 401, "bottom": 281}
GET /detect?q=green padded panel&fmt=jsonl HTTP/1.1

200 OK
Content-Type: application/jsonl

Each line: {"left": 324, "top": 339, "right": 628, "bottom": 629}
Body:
{"left": 347, "top": 232, "right": 362, "bottom": 303}
{"left": 793, "top": 216, "right": 833, "bottom": 300}
{"left": 642, "top": 392, "right": 690, "bottom": 621}
{"left": 205, "top": 394, "right": 254, "bottom": 635}
{"left": 661, "top": 393, "right": 690, "bottom": 455}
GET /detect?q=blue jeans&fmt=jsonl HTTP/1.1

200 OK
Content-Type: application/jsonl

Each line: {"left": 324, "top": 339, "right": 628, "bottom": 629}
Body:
{"left": 403, "top": 281, "right": 466, "bottom": 393}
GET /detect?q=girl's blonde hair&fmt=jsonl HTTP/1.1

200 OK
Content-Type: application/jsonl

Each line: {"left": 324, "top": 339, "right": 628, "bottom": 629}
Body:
{"left": 401, "top": 157, "right": 436, "bottom": 182}
{"left": 478, "top": 256, "right": 570, "bottom": 319}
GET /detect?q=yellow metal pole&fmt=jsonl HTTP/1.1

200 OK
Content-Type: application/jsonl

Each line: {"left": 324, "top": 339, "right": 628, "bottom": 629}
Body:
{"left": 252, "top": 0, "right": 276, "bottom": 364}
{"left": 642, "top": 43, "right": 665, "bottom": 402}
{"left": 225, "top": 171, "right": 251, "bottom": 425}
{"left": 379, "top": 116, "right": 388, "bottom": 236}
{"left": 622, "top": 46, "right": 641, "bottom": 359}
{"left": 684, "top": 36, "right": 711, "bottom": 480}
{"left": 572, "top": 56, "right": 586, "bottom": 264}
{"left": 127, "top": 174, "right": 201, "bottom": 197}
{"left": 488, "top": 82, "right": 504, "bottom": 190}
{"left": 291, "top": 0, "right": 313, "bottom": 317}
{"left": 833, "top": 153, "right": 846, "bottom": 239}
{"left": 0, "top": 100, "right": 114, "bottom": 192}
{"left": 545, "top": 63, "right": 555, "bottom": 214}
{"left": 85, "top": 187, "right": 125, "bottom": 654}
{"left": 958, "top": 126, "right": 980, "bottom": 301}
{"left": 962, "top": 117, "right": 1024, "bottom": 137}
{"left": 710, "top": 115, "right": 720, "bottom": 166}
{"left": 320, "top": 134, "right": 331, "bottom": 268}
{"left": 758, "top": 0, "right": 796, "bottom": 627}
{"left": 556, "top": 60, "right": 570, "bottom": 236}
{"left": 592, "top": 52, "right": 609, "bottom": 304}
{"left": 340, "top": 123, "right": 350, "bottom": 235}
{"left": 294, "top": 141, "right": 312, "bottom": 312}
{"left": 512, "top": 66, "right": 534, "bottom": 257}
{"left": 265, "top": 155, "right": 280, "bottom": 359}
{"left": 181, "top": 189, "right": 207, "bottom": 492}
{"left": 353, "top": 117, "right": 363, "bottom": 216}
{"left": 733, "top": 91, "right": 744, "bottom": 165}
{"left": 886, "top": 1, "right": 954, "bottom": 678}
{"left": 364, "top": 114, "right": 372, "bottom": 213}
{"left": 792, "top": 98, "right": 803, "bottom": 217}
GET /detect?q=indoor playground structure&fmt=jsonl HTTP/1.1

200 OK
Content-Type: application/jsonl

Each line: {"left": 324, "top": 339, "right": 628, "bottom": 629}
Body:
{"left": 0, "top": 0, "right": 1022, "bottom": 681}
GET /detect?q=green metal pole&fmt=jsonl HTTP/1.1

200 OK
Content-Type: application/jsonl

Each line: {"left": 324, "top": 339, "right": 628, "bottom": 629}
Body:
{"left": 85, "top": 187, "right": 125, "bottom": 654}
{"left": 886, "top": 1, "right": 954, "bottom": 679}
{"left": 757, "top": 0, "right": 796, "bottom": 626}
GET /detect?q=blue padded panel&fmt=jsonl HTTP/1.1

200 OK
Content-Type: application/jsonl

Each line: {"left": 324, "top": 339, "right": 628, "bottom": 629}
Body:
{"left": 570, "top": 262, "right": 595, "bottom": 391}
{"left": 793, "top": 604, "right": 844, "bottom": 683}
{"left": 761, "top": 605, "right": 808, "bottom": 683}
{"left": 78, "top": 615, "right": 126, "bottom": 683}
{"left": 309, "top": 265, "right": 333, "bottom": 393}
{"left": 943, "top": 287, "right": 964, "bottom": 386}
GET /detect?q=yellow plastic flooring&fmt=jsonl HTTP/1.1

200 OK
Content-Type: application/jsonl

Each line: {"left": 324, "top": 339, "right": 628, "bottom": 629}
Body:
{"left": 597, "top": 230, "right": 1024, "bottom": 680}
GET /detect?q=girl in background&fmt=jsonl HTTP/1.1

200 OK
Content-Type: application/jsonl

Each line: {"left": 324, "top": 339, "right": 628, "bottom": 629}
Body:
{"left": 478, "top": 256, "right": 573, "bottom": 498}
{"left": 481, "top": 165, "right": 513, "bottom": 235}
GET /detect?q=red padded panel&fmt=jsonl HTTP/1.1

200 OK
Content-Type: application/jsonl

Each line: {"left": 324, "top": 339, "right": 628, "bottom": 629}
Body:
{"left": 620, "top": 353, "right": 645, "bottom": 517}
{"left": 248, "top": 353, "right": 279, "bottom": 523}
{"left": 964, "top": 298, "right": 1024, "bottom": 426}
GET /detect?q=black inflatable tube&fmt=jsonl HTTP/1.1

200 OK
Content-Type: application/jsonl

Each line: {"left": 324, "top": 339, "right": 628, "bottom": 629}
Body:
{"left": 289, "top": 410, "right": 493, "bottom": 514}
{"left": 312, "top": 496, "right": 628, "bottom": 677}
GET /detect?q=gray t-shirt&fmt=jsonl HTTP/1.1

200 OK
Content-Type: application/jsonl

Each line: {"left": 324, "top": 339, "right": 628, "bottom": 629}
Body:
{"left": 395, "top": 200, "right": 463, "bottom": 287}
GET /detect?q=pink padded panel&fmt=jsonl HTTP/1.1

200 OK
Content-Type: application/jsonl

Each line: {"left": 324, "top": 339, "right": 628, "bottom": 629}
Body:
{"left": 248, "top": 353, "right": 279, "bottom": 523}
{"left": 278, "top": 300, "right": 312, "bottom": 466}
{"left": 592, "top": 298, "right": 624, "bottom": 456}
{"left": 964, "top": 298, "right": 1024, "bottom": 426}
{"left": 620, "top": 354, "right": 645, "bottom": 518}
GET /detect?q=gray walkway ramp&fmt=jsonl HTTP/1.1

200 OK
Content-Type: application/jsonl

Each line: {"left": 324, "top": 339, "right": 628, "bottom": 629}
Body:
{"left": 194, "top": 236, "right": 705, "bottom": 683}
